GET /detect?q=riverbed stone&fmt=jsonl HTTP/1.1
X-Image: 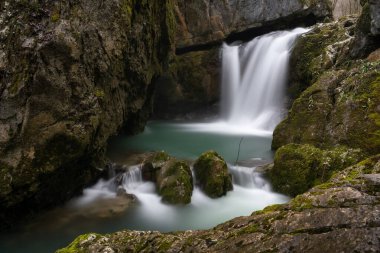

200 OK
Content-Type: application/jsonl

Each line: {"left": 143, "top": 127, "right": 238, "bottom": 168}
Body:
{"left": 156, "top": 159, "right": 193, "bottom": 204}
{"left": 193, "top": 150, "right": 233, "bottom": 198}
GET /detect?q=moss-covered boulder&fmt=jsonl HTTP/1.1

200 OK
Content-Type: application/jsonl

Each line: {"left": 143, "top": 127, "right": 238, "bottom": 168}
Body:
{"left": 156, "top": 159, "right": 193, "bottom": 204}
{"left": 141, "top": 151, "right": 171, "bottom": 182}
{"left": 193, "top": 151, "right": 233, "bottom": 198}
{"left": 268, "top": 144, "right": 364, "bottom": 196}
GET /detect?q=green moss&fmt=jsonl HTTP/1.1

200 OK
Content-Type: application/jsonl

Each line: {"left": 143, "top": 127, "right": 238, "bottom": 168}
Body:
{"left": 193, "top": 151, "right": 233, "bottom": 198}
{"left": 56, "top": 234, "right": 100, "bottom": 253}
{"left": 51, "top": 12, "right": 60, "bottom": 22}
{"left": 94, "top": 88, "right": 105, "bottom": 98}
{"left": 269, "top": 144, "right": 363, "bottom": 196}
{"left": 237, "top": 224, "right": 260, "bottom": 235}
{"left": 289, "top": 195, "right": 314, "bottom": 211}
{"left": 157, "top": 159, "right": 193, "bottom": 204}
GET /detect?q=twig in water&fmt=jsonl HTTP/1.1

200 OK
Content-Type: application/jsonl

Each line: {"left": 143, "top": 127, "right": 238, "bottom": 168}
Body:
{"left": 235, "top": 136, "right": 244, "bottom": 166}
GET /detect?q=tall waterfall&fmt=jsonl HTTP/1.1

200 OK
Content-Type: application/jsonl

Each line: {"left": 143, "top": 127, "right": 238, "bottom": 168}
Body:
{"left": 221, "top": 28, "right": 308, "bottom": 131}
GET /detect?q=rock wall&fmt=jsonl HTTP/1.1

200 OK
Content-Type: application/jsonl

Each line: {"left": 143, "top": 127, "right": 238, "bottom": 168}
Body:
{"left": 0, "top": 0, "right": 175, "bottom": 230}
{"left": 174, "top": 0, "right": 331, "bottom": 50}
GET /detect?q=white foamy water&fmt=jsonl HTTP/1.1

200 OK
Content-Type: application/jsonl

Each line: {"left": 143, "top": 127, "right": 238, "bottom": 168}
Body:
{"left": 221, "top": 28, "right": 309, "bottom": 132}
{"left": 72, "top": 164, "right": 289, "bottom": 231}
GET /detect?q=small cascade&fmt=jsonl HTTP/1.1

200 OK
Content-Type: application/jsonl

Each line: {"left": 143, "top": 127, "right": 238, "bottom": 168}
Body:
{"left": 229, "top": 165, "right": 270, "bottom": 190}
{"left": 221, "top": 28, "right": 308, "bottom": 131}
{"left": 120, "top": 165, "right": 143, "bottom": 192}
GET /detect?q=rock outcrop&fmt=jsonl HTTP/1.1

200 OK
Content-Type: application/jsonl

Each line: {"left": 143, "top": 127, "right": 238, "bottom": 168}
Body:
{"left": 273, "top": 14, "right": 380, "bottom": 155}
{"left": 57, "top": 155, "right": 380, "bottom": 253}
{"left": 193, "top": 150, "right": 233, "bottom": 198}
{"left": 0, "top": 0, "right": 175, "bottom": 230}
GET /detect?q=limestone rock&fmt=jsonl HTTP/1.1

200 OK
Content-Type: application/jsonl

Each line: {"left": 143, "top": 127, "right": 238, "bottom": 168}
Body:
{"left": 193, "top": 150, "right": 233, "bottom": 198}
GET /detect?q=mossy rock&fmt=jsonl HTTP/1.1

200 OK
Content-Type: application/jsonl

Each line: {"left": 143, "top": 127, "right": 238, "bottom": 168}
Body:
{"left": 156, "top": 159, "right": 193, "bottom": 204}
{"left": 288, "top": 17, "right": 355, "bottom": 99}
{"left": 141, "top": 151, "right": 171, "bottom": 182}
{"left": 273, "top": 60, "right": 380, "bottom": 154}
{"left": 268, "top": 144, "right": 363, "bottom": 196}
{"left": 193, "top": 151, "right": 233, "bottom": 198}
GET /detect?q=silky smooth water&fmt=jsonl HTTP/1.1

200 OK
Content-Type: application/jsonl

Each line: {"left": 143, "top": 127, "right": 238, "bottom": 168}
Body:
{"left": 221, "top": 28, "right": 309, "bottom": 131}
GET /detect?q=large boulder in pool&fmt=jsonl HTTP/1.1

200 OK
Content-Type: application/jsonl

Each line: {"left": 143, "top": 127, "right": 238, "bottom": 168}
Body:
{"left": 141, "top": 151, "right": 171, "bottom": 182}
{"left": 156, "top": 159, "right": 193, "bottom": 204}
{"left": 193, "top": 151, "right": 233, "bottom": 198}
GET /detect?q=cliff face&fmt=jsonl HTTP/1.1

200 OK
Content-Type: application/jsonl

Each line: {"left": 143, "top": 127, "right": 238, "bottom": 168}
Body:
{"left": 0, "top": 0, "right": 175, "bottom": 230}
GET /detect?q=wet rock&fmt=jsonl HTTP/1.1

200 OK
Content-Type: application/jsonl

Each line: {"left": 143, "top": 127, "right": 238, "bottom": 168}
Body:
{"left": 156, "top": 159, "right": 193, "bottom": 204}
{"left": 141, "top": 151, "right": 171, "bottom": 182}
{"left": 193, "top": 150, "right": 233, "bottom": 198}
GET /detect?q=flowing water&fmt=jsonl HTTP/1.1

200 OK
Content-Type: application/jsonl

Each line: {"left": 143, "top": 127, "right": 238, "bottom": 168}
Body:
{"left": 0, "top": 28, "right": 308, "bottom": 253}
{"left": 221, "top": 28, "right": 308, "bottom": 130}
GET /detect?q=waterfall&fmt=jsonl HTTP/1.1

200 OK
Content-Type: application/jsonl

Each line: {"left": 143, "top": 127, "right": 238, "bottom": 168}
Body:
{"left": 229, "top": 165, "right": 270, "bottom": 190}
{"left": 120, "top": 165, "right": 143, "bottom": 192}
{"left": 221, "top": 28, "right": 308, "bottom": 131}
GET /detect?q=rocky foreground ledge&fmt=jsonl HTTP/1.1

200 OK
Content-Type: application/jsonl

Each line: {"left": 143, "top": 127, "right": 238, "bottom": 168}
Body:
{"left": 57, "top": 155, "right": 380, "bottom": 253}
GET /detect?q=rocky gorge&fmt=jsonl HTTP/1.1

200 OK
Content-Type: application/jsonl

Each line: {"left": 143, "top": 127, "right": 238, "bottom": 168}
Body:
{"left": 0, "top": 0, "right": 379, "bottom": 252}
